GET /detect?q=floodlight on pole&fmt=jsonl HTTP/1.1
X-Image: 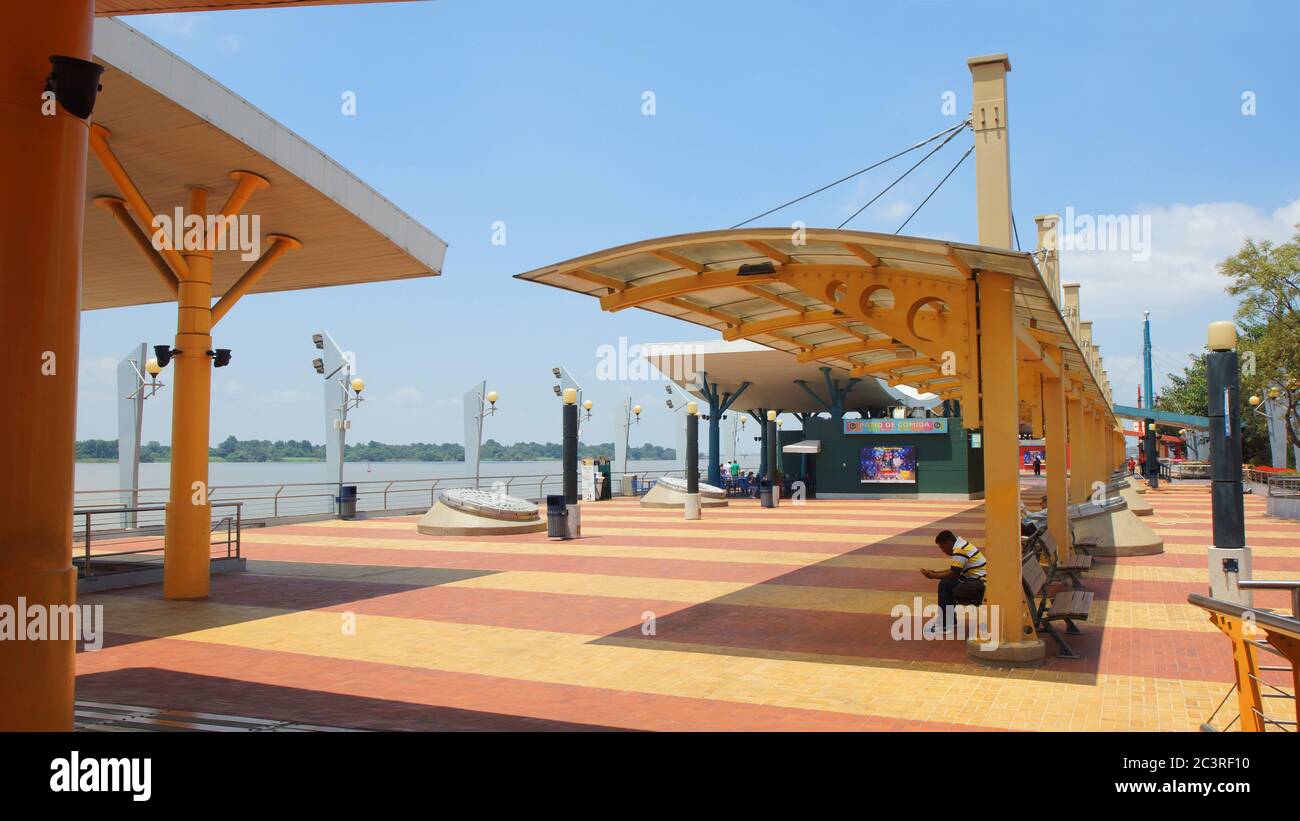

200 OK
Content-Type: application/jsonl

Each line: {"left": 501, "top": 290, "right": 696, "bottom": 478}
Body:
{"left": 312, "top": 331, "right": 365, "bottom": 517}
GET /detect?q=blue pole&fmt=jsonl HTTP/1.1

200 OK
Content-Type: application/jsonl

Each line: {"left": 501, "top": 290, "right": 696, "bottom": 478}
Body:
{"left": 1142, "top": 311, "right": 1154, "bottom": 412}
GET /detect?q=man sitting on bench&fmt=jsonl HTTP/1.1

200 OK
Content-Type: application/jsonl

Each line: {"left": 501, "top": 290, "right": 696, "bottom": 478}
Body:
{"left": 921, "top": 530, "right": 987, "bottom": 637}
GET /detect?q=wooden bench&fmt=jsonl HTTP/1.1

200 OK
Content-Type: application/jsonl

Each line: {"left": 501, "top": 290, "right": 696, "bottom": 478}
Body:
{"left": 1037, "top": 529, "right": 1092, "bottom": 589}
{"left": 1069, "top": 525, "right": 1099, "bottom": 556}
{"left": 1022, "top": 553, "right": 1093, "bottom": 659}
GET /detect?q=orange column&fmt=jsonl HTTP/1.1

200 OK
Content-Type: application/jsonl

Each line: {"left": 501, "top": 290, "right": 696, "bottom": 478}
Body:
{"left": 971, "top": 271, "right": 1036, "bottom": 660}
{"left": 0, "top": 0, "right": 96, "bottom": 731}
{"left": 163, "top": 187, "right": 216, "bottom": 599}
{"left": 1042, "top": 365, "right": 1069, "bottom": 561}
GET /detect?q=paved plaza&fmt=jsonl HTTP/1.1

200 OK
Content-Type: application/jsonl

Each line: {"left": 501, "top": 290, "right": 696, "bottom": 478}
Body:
{"left": 76, "top": 484, "right": 1299, "bottom": 731}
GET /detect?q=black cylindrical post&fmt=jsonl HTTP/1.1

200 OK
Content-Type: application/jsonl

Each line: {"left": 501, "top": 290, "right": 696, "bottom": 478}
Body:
{"left": 757, "top": 413, "right": 768, "bottom": 478}
{"left": 766, "top": 418, "right": 778, "bottom": 489}
{"left": 1144, "top": 423, "right": 1160, "bottom": 488}
{"left": 563, "top": 401, "right": 578, "bottom": 505}
{"left": 686, "top": 412, "right": 699, "bottom": 494}
{"left": 1207, "top": 349, "right": 1245, "bottom": 548}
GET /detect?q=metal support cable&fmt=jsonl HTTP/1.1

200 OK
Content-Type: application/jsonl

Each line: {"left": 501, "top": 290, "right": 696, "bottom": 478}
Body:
{"left": 894, "top": 143, "right": 974, "bottom": 235}
{"left": 730, "top": 118, "right": 971, "bottom": 229}
{"left": 837, "top": 122, "right": 969, "bottom": 230}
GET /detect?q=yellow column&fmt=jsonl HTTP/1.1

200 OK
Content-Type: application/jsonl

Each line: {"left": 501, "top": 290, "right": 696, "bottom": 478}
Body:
{"left": 1043, "top": 365, "right": 1069, "bottom": 561}
{"left": 973, "top": 272, "right": 1036, "bottom": 659}
{"left": 1092, "top": 408, "right": 1106, "bottom": 491}
{"left": 0, "top": 0, "right": 95, "bottom": 731}
{"left": 1067, "top": 396, "right": 1087, "bottom": 503}
{"left": 1108, "top": 420, "right": 1117, "bottom": 472}
{"left": 968, "top": 54, "right": 1013, "bottom": 248}
{"left": 163, "top": 187, "right": 216, "bottom": 599}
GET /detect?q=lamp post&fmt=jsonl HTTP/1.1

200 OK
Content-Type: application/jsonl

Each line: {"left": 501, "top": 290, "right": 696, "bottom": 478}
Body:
{"left": 685, "top": 401, "right": 701, "bottom": 520}
{"left": 332, "top": 375, "right": 365, "bottom": 517}
{"left": 118, "top": 347, "right": 165, "bottom": 529}
{"left": 561, "top": 387, "right": 580, "bottom": 537}
{"left": 763, "top": 409, "right": 779, "bottom": 508}
{"left": 613, "top": 398, "right": 640, "bottom": 495}
{"left": 1206, "top": 321, "right": 1251, "bottom": 606}
{"left": 1249, "top": 387, "right": 1288, "bottom": 469}
{"left": 466, "top": 383, "right": 499, "bottom": 489}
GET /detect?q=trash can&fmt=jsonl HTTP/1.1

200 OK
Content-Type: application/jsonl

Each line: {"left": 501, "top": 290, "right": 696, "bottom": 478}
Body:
{"left": 759, "top": 483, "right": 774, "bottom": 509}
{"left": 598, "top": 462, "right": 612, "bottom": 500}
{"left": 337, "top": 485, "right": 358, "bottom": 519}
{"left": 546, "top": 494, "right": 568, "bottom": 538}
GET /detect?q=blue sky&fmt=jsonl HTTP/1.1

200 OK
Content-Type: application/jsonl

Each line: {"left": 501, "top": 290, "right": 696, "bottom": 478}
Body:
{"left": 78, "top": 0, "right": 1300, "bottom": 450}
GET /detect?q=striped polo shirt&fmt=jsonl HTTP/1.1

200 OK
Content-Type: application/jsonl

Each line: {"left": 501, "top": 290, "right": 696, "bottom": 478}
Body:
{"left": 949, "top": 537, "right": 988, "bottom": 580}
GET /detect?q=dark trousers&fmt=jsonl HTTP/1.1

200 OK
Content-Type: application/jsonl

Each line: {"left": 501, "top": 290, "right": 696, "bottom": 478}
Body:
{"left": 937, "top": 577, "right": 986, "bottom": 627}
{"left": 1033, "top": 464, "right": 1041, "bottom": 476}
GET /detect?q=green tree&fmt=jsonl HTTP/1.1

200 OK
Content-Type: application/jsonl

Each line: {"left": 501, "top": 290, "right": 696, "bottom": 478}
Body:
{"left": 1219, "top": 226, "right": 1300, "bottom": 463}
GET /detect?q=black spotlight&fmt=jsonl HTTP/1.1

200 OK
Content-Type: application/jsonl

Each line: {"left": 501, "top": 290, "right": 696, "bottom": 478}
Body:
{"left": 212, "top": 349, "right": 233, "bottom": 368}
{"left": 45, "top": 56, "right": 105, "bottom": 120}
{"left": 738, "top": 261, "right": 777, "bottom": 277}
{"left": 153, "top": 345, "right": 174, "bottom": 369}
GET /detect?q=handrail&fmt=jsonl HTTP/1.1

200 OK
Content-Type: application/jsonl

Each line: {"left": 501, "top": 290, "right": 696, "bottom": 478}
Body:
{"left": 1189, "top": 592, "right": 1300, "bottom": 641}
{"left": 1188, "top": 592, "right": 1300, "bottom": 732}
{"left": 1237, "top": 580, "right": 1300, "bottom": 618}
{"left": 72, "top": 501, "right": 243, "bottom": 578}
{"left": 72, "top": 465, "right": 727, "bottom": 521}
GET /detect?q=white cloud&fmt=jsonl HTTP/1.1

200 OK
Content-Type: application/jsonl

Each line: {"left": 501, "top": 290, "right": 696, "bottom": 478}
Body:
{"left": 1059, "top": 198, "right": 1300, "bottom": 317}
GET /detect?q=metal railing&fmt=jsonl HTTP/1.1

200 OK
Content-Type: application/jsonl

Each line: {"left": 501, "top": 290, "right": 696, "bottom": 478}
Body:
{"left": 72, "top": 467, "right": 714, "bottom": 524}
{"left": 72, "top": 501, "right": 242, "bottom": 578}
{"left": 1188, "top": 591, "right": 1299, "bottom": 732}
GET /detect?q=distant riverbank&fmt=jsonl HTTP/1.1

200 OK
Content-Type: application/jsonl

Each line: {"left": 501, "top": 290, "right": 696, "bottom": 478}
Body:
{"left": 76, "top": 436, "right": 676, "bottom": 464}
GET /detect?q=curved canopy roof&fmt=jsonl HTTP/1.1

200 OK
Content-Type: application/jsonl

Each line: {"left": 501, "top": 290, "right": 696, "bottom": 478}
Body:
{"left": 517, "top": 227, "right": 1113, "bottom": 412}
{"left": 645, "top": 339, "right": 908, "bottom": 415}
{"left": 84, "top": 17, "right": 445, "bottom": 310}
{"left": 95, "top": 0, "right": 418, "bottom": 14}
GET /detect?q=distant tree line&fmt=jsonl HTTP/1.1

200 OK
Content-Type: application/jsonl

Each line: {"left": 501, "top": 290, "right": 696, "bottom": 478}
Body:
{"left": 75, "top": 436, "right": 675, "bottom": 463}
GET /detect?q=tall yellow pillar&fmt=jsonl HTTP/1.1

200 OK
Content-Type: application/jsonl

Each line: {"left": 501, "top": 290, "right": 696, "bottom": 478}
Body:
{"left": 1043, "top": 366, "right": 1069, "bottom": 561}
{"left": 966, "top": 54, "right": 1039, "bottom": 662}
{"left": 163, "top": 187, "right": 216, "bottom": 599}
{"left": 0, "top": 0, "right": 95, "bottom": 731}
{"left": 1067, "top": 396, "right": 1087, "bottom": 504}
{"left": 973, "top": 272, "right": 1036, "bottom": 659}
{"left": 1092, "top": 408, "right": 1106, "bottom": 490}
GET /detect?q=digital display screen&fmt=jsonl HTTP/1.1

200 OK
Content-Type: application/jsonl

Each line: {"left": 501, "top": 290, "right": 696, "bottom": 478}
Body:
{"left": 860, "top": 446, "right": 917, "bottom": 484}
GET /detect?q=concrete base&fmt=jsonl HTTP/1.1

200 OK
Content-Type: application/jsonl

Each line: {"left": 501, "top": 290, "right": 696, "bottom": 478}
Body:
{"left": 1207, "top": 546, "right": 1253, "bottom": 607}
{"left": 1072, "top": 505, "right": 1164, "bottom": 556}
{"left": 640, "top": 480, "right": 728, "bottom": 509}
{"left": 966, "top": 636, "right": 1046, "bottom": 666}
{"left": 1119, "top": 486, "right": 1153, "bottom": 516}
{"left": 1125, "top": 475, "right": 1148, "bottom": 494}
{"left": 684, "top": 493, "right": 701, "bottom": 520}
{"left": 417, "top": 498, "right": 546, "bottom": 536}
